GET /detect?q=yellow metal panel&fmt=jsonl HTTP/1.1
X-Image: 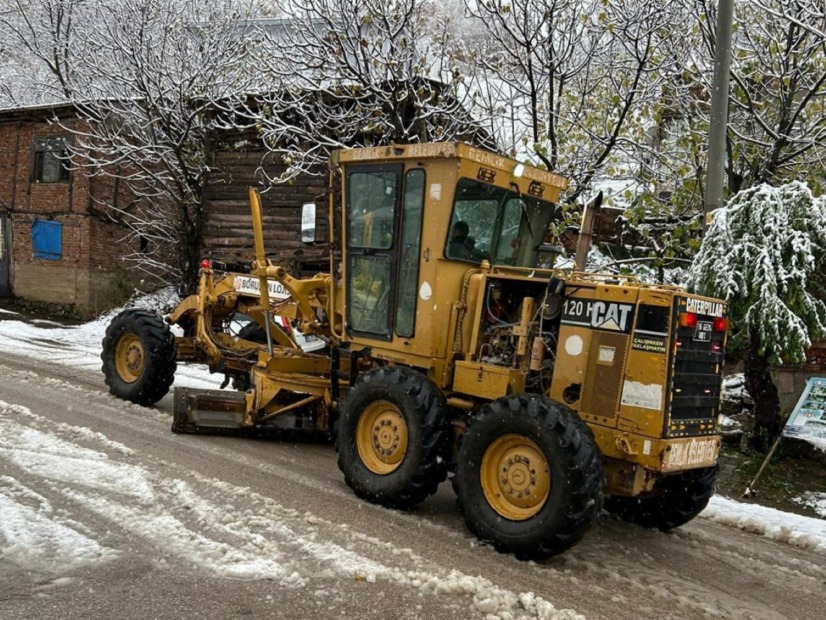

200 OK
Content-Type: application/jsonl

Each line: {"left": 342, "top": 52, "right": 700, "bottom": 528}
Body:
{"left": 452, "top": 361, "right": 526, "bottom": 399}
{"left": 549, "top": 324, "right": 591, "bottom": 407}
{"left": 580, "top": 331, "right": 630, "bottom": 424}
{"left": 589, "top": 426, "right": 721, "bottom": 473}
{"left": 617, "top": 288, "right": 673, "bottom": 436}
{"left": 262, "top": 353, "right": 331, "bottom": 375}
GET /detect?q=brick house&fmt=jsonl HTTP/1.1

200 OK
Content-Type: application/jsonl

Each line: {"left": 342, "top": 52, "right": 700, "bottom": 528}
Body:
{"left": 0, "top": 103, "right": 332, "bottom": 316}
{"left": 0, "top": 103, "right": 140, "bottom": 317}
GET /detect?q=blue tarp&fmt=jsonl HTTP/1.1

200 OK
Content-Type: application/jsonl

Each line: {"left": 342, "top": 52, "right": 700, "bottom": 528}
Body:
{"left": 32, "top": 219, "right": 62, "bottom": 260}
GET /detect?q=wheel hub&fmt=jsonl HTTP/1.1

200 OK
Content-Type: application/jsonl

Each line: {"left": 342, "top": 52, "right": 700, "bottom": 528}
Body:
{"left": 356, "top": 400, "right": 408, "bottom": 475}
{"left": 125, "top": 344, "right": 143, "bottom": 372}
{"left": 481, "top": 434, "right": 551, "bottom": 521}
{"left": 114, "top": 333, "right": 145, "bottom": 383}
{"left": 501, "top": 455, "right": 536, "bottom": 498}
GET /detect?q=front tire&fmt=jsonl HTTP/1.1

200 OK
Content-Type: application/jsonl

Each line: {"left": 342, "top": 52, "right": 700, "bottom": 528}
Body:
{"left": 101, "top": 309, "right": 176, "bottom": 406}
{"left": 337, "top": 366, "right": 451, "bottom": 508}
{"left": 453, "top": 394, "right": 603, "bottom": 560}
{"left": 605, "top": 466, "right": 718, "bottom": 531}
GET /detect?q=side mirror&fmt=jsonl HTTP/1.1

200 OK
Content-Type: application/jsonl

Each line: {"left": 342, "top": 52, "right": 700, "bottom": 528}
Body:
{"left": 301, "top": 202, "right": 316, "bottom": 243}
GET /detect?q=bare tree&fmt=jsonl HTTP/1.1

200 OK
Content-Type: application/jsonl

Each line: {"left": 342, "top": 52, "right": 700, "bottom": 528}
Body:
{"left": 0, "top": 0, "right": 93, "bottom": 103}
{"left": 674, "top": 0, "right": 826, "bottom": 197}
{"left": 696, "top": 0, "right": 826, "bottom": 195}
{"left": 0, "top": 0, "right": 263, "bottom": 291}
{"left": 461, "top": 0, "right": 690, "bottom": 207}
{"left": 243, "top": 0, "right": 488, "bottom": 185}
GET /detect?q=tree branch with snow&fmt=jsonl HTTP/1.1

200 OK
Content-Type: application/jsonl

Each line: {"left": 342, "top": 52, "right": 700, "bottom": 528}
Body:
{"left": 689, "top": 181, "right": 826, "bottom": 447}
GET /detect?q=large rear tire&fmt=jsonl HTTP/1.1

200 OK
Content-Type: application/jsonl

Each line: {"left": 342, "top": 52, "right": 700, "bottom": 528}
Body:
{"left": 101, "top": 309, "right": 176, "bottom": 406}
{"left": 605, "top": 466, "right": 718, "bottom": 531}
{"left": 453, "top": 394, "right": 603, "bottom": 560}
{"left": 337, "top": 366, "right": 451, "bottom": 508}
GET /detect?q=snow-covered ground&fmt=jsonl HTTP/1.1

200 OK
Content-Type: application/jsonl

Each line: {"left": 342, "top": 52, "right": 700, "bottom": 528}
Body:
{"left": 0, "top": 291, "right": 220, "bottom": 391}
{"left": 0, "top": 293, "right": 824, "bottom": 563}
{"left": 0, "top": 398, "right": 582, "bottom": 619}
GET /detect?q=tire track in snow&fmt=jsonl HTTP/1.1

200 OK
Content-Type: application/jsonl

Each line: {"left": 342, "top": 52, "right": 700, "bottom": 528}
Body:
{"left": 671, "top": 523, "right": 826, "bottom": 583}
{"left": 0, "top": 476, "right": 118, "bottom": 573}
{"left": 0, "top": 401, "right": 584, "bottom": 620}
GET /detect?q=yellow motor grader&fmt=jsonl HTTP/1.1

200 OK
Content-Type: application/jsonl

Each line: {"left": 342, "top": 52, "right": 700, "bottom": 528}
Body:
{"left": 101, "top": 142, "right": 727, "bottom": 559}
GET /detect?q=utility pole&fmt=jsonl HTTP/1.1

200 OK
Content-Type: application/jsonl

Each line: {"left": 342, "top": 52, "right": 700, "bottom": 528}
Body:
{"left": 704, "top": 0, "right": 734, "bottom": 228}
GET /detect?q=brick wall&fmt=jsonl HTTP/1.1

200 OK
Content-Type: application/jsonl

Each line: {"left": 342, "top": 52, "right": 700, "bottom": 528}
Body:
{"left": 0, "top": 105, "right": 333, "bottom": 316}
{"left": 0, "top": 108, "right": 137, "bottom": 317}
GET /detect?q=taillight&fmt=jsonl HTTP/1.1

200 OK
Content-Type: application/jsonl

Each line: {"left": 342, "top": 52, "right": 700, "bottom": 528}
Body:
{"left": 678, "top": 312, "right": 698, "bottom": 328}
{"left": 713, "top": 317, "right": 728, "bottom": 331}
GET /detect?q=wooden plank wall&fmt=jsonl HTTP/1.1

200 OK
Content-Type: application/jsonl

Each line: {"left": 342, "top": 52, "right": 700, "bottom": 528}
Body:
{"left": 203, "top": 135, "right": 329, "bottom": 270}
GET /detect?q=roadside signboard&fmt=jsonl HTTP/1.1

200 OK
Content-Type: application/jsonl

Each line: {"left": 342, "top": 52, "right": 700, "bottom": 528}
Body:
{"left": 783, "top": 377, "right": 826, "bottom": 448}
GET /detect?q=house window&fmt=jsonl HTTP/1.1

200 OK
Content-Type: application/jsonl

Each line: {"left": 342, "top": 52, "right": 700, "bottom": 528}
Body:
{"left": 32, "top": 220, "right": 63, "bottom": 260}
{"left": 33, "top": 137, "right": 70, "bottom": 183}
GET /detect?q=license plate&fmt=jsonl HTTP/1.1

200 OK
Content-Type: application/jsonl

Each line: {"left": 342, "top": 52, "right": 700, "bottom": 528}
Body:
{"left": 694, "top": 321, "right": 712, "bottom": 341}
{"left": 663, "top": 437, "right": 720, "bottom": 471}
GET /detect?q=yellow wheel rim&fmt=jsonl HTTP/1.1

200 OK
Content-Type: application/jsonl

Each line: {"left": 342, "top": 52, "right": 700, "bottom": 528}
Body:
{"left": 114, "top": 333, "right": 145, "bottom": 383}
{"left": 480, "top": 434, "right": 551, "bottom": 521}
{"left": 356, "top": 400, "right": 408, "bottom": 475}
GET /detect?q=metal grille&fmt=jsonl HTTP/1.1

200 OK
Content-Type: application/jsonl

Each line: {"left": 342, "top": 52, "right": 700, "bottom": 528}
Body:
{"left": 581, "top": 332, "right": 629, "bottom": 418}
{"left": 670, "top": 325, "right": 724, "bottom": 422}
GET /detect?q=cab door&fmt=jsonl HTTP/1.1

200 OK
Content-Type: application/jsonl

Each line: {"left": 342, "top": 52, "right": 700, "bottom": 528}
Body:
{"left": 343, "top": 164, "right": 403, "bottom": 340}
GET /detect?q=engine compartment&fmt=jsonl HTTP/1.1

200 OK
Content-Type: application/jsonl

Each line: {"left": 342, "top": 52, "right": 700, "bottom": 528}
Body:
{"left": 472, "top": 276, "right": 564, "bottom": 394}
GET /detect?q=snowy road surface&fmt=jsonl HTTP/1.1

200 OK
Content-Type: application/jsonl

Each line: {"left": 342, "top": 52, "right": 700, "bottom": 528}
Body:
{"left": 0, "top": 341, "right": 824, "bottom": 618}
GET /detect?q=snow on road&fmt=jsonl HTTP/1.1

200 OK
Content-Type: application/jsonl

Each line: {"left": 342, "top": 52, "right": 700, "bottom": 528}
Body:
{"left": 0, "top": 295, "right": 219, "bottom": 390}
{"left": 0, "top": 398, "right": 582, "bottom": 620}
{"left": 1, "top": 295, "right": 825, "bottom": 598}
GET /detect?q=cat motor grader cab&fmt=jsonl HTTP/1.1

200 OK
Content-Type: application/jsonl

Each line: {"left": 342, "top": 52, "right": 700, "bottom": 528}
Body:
{"left": 101, "top": 142, "right": 727, "bottom": 560}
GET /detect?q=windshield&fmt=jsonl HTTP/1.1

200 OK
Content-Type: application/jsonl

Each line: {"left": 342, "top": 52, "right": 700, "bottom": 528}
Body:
{"left": 445, "top": 178, "right": 556, "bottom": 268}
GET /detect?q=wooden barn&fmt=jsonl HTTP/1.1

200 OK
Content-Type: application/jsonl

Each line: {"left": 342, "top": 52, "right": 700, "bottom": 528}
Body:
{"left": 202, "top": 126, "right": 330, "bottom": 273}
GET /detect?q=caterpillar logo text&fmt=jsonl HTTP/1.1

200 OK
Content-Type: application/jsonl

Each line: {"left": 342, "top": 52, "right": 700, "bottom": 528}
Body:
{"left": 685, "top": 298, "right": 724, "bottom": 317}
{"left": 561, "top": 299, "right": 635, "bottom": 333}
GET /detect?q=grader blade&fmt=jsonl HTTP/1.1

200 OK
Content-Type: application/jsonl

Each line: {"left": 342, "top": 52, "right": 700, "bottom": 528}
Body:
{"left": 172, "top": 387, "right": 248, "bottom": 434}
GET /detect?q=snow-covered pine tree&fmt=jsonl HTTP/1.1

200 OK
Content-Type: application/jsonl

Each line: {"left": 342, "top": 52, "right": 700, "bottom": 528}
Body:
{"left": 688, "top": 182, "right": 826, "bottom": 447}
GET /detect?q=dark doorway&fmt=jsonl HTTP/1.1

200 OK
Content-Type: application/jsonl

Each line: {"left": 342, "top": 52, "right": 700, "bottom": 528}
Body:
{"left": 0, "top": 215, "right": 10, "bottom": 296}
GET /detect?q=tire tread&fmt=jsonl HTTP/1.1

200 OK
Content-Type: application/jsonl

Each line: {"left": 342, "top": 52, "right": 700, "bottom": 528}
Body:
{"left": 453, "top": 394, "right": 604, "bottom": 560}
{"left": 101, "top": 309, "right": 177, "bottom": 406}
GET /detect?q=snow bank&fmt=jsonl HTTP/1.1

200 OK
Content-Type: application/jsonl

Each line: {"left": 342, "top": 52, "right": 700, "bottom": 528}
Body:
{"left": 701, "top": 496, "right": 826, "bottom": 553}
{"left": 793, "top": 492, "right": 826, "bottom": 519}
